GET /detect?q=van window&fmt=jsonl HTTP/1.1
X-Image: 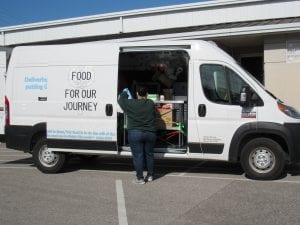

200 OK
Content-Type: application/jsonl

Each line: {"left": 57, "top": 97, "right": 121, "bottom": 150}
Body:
{"left": 200, "top": 64, "right": 229, "bottom": 104}
{"left": 226, "top": 67, "right": 247, "bottom": 105}
{"left": 200, "top": 64, "right": 262, "bottom": 106}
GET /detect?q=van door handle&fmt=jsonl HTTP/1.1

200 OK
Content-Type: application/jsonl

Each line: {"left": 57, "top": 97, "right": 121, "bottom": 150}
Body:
{"left": 198, "top": 104, "right": 206, "bottom": 117}
{"left": 106, "top": 104, "right": 113, "bottom": 116}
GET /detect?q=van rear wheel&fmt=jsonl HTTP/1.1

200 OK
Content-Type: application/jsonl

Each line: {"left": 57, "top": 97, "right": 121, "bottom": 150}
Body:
{"left": 241, "top": 138, "right": 285, "bottom": 180}
{"left": 32, "top": 137, "right": 66, "bottom": 173}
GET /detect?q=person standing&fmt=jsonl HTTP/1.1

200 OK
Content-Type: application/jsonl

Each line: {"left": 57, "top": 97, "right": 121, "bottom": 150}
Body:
{"left": 118, "top": 87, "right": 156, "bottom": 184}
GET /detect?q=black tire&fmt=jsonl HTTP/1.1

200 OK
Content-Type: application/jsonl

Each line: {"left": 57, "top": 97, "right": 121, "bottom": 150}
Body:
{"left": 32, "top": 137, "right": 66, "bottom": 173}
{"left": 240, "top": 138, "right": 285, "bottom": 180}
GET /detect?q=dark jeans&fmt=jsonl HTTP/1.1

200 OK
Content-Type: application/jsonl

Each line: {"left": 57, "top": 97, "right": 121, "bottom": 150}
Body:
{"left": 128, "top": 130, "right": 156, "bottom": 180}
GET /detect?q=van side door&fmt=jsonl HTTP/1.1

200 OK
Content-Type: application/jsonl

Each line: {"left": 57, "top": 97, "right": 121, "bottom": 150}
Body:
{"left": 193, "top": 61, "right": 259, "bottom": 160}
{"left": 47, "top": 45, "right": 119, "bottom": 153}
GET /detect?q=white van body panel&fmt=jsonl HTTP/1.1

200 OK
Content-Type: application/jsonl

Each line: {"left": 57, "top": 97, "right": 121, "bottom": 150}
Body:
{"left": 0, "top": 51, "right": 6, "bottom": 137}
{"left": 7, "top": 45, "right": 119, "bottom": 145}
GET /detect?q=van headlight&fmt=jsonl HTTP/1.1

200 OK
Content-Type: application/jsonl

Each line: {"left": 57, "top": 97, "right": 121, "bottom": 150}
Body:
{"left": 277, "top": 101, "right": 300, "bottom": 119}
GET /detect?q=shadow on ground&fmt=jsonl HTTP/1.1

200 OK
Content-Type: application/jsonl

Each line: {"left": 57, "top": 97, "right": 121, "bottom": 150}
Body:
{"left": 4, "top": 155, "right": 300, "bottom": 179}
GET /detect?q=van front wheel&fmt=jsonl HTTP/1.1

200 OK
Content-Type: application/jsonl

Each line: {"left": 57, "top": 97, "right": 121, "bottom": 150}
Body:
{"left": 32, "top": 137, "right": 66, "bottom": 173}
{"left": 241, "top": 138, "right": 285, "bottom": 180}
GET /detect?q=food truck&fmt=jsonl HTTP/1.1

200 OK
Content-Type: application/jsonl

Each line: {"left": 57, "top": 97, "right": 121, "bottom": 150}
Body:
{"left": 4, "top": 40, "right": 300, "bottom": 179}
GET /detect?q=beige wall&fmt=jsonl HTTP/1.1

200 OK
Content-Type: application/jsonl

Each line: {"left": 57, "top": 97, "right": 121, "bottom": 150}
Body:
{"left": 264, "top": 34, "right": 300, "bottom": 111}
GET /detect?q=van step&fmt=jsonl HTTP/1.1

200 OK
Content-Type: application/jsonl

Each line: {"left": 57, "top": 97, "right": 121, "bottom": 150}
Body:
{"left": 120, "top": 146, "right": 187, "bottom": 154}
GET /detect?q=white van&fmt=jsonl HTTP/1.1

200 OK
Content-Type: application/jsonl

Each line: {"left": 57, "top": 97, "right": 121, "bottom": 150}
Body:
{"left": 4, "top": 40, "right": 300, "bottom": 180}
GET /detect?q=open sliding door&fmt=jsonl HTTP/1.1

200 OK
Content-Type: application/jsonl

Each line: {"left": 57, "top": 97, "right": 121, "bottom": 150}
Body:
{"left": 47, "top": 45, "right": 119, "bottom": 153}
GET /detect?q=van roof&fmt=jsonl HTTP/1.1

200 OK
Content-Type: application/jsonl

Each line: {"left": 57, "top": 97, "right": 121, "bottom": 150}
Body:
{"left": 10, "top": 40, "right": 236, "bottom": 66}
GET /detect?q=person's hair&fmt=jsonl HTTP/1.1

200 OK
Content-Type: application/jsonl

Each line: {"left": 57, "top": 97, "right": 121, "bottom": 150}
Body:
{"left": 137, "top": 86, "right": 148, "bottom": 97}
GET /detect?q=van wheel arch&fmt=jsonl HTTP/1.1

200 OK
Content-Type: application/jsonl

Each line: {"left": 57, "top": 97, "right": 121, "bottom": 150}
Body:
{"left": 229, "top": 122, "right": 291, "bottom": 162}
{"left": 238, "top": 133, "right": 288, "bottom": 158}
{"left": 30, "top": 131, "right": 46, "bottom": 153}
{"left": 29, "top": 122, "right": 47, "bottom": 153}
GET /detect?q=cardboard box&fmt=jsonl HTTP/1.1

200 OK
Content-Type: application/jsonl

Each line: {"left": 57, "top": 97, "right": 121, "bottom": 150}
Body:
{"left": 155, "top": 106, "right": 173, "bottom": 129}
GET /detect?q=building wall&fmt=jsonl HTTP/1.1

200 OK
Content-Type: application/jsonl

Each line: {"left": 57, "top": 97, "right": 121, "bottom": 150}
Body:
{"left": 264, "top": 33, "right": 300, "bottom": 111}
{"left": 1, "top": 0, "right": 300, "bottom": 46}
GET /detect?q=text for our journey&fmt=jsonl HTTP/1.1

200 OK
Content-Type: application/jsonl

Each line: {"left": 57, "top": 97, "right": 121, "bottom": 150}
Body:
{"left": 64, "top": 88, "right": 98, "bottom": 111}
{"left": 64, "top": 70, "right": 98, "bottom": 112}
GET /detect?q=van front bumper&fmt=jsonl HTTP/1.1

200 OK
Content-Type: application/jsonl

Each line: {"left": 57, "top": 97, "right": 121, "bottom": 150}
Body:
{"left": 284, "top": 123, "right": 300, "bottom": 163}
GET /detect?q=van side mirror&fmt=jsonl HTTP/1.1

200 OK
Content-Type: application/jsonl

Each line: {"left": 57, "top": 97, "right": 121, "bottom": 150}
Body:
{"left": 240, "top": 86, "right": 251, "bottom": 107}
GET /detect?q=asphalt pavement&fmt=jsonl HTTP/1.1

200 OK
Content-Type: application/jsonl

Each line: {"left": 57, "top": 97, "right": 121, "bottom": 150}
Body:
{"left": 0, "top": 143, "right": 299, "bottom": 225}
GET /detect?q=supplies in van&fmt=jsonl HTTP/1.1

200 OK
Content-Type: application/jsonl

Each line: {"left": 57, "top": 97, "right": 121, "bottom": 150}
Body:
{"left": 152, "top": 63, "right": 174, "bottom": 88}
{"left": 162, "top": 89, "right": 173, "bottom": 100}
{"left": 155, "top": 104, "right": 174, "bottom": 129}
{"left": 147, "top": 94, "right": 159, "bottom": 101}
{"left": 152, "top": 63, "right": 184, "bottom": 88}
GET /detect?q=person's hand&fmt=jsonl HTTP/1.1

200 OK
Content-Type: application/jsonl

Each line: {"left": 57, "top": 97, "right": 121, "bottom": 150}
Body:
{"left": 123, "top": 88, "right": 133, "bottom": 99}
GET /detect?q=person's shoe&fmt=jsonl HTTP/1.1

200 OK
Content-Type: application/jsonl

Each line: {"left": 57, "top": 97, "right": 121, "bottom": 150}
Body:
{"left": 145, "top": 176, "right": 153, "bottom": 182}
{"left": 133, "top": 178, "right": 145, "bottom": 185}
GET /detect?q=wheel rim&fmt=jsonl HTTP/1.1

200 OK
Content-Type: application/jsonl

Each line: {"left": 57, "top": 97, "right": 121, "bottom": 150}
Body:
{"left": 249, "top": 147, "right": 276, "bottom": 173}
{"left": 38, "top": 144, "right": 59, "bottom": 168}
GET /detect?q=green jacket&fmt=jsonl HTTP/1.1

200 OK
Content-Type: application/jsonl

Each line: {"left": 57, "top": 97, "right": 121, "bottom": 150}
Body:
{"left": 118, "top": 92, "right": 156, "bottom": 132}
